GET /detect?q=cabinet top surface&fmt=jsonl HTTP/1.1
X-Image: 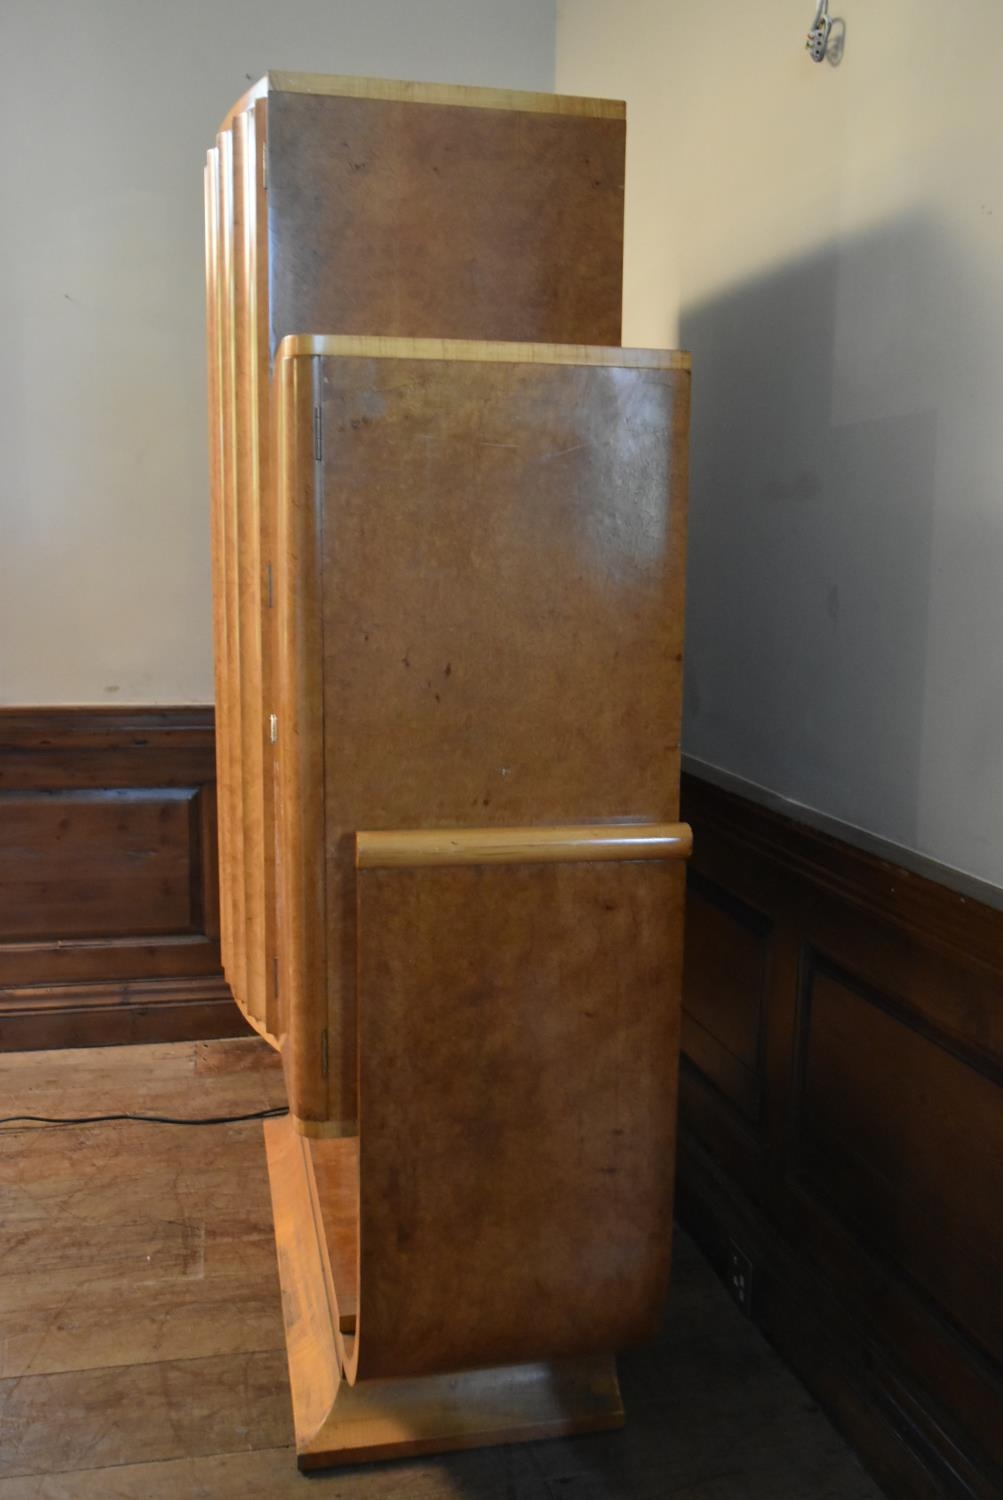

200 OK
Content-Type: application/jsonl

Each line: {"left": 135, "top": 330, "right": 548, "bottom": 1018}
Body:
{"left": 275, "top": 335, "right": 690, "bottom": 371}
{"left": 219, "top": 70, "right": 625, "bottom": 132}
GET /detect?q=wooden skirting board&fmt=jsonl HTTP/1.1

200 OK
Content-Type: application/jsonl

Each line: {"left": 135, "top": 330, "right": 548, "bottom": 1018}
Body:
{"left": 263, "top": 1113, "right": 625, "bottom": 1470}
{"left": 0, "top": 706, "right": 246, "bottom": 1051}
{"left": 678, "top": 771, "right": 1003, "bottom": 1500}
{"left": 0, "top": 975, "right": 240, "bottom": 1053}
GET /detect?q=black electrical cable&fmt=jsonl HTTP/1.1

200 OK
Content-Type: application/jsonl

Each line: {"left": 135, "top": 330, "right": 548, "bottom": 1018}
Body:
{"left": 0, "top": 1107, "right": 289, "bottom": 1128}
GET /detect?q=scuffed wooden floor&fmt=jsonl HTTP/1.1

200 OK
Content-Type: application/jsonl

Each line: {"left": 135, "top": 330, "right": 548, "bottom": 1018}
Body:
{"left": 0, "top": 1038, "right": 885, "bottom": 1498}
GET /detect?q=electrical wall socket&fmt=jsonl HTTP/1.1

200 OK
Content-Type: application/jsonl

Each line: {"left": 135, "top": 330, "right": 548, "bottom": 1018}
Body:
{"left": 806, "top": 0, "right": 832, "bottom": 62}
{"left": 806, "top": 22, "right": 830, "bottom": 61}
{"left": 727, "top": 1242, "right": 753, "bottom": 1314}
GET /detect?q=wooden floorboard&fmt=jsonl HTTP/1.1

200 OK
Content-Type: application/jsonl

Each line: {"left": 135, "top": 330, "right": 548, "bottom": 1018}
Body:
{"left": 0, "top": 1038, "right": 887, "bottom": 1497}
{"left": 0, "top": 1038, "right": 285, "bottom": 1126}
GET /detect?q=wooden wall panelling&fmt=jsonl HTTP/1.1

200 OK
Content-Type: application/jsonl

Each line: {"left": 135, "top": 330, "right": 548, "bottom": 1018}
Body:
{"left": 677, "top": 808, "right": 798, "bottom": 1198}
{"left": 678, "top": 772, "right": 1003, "bottom": 1500}
{"left": 682, "top": 871, "right": 770, "bottom": 1128}
{"left": 792, "top": 953, "right": 1003, "bottom": 1373}
{"left": 0, "top": 709, "right": 245, "bottom": 1051}
{"left": 1, "top": 790, "right": 195, "bottom": 942}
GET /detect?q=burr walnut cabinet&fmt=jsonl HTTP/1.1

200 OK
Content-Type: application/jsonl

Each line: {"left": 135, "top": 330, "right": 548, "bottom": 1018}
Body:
{"left": 205, "top": 73, "right": 691, "bottom": 1470}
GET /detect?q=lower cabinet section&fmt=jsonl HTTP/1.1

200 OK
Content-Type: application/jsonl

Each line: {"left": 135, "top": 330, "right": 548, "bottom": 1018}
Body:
{"left": 679, "top": 772, "right": 1003, "bottom": 1500}
{"left": 0, "top": 707, "right": 247, "bottom": 1050}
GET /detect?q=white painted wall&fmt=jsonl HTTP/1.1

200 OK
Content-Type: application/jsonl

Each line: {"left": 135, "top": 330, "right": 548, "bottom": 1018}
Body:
{"left": 0, "top": 0, "right": 555, "bottom": 706}
{"left": 558, "top": 0, "right": 1003, "bottom": 888}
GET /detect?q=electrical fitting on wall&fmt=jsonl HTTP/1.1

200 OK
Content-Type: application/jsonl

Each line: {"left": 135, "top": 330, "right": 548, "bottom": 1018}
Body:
{"left": 805, "top": 0, "right": 845, "bottom": 66}
{"left": 806, "top": 0, "right": 832, "bottom": 61}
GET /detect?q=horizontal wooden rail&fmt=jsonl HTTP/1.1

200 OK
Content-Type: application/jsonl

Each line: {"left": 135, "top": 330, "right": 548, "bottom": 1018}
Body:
{"left": 355, "top": 823, "right": 693, "bottom": 870}
{"left": 277, "top": 334, "right": 691, "bottom": 370}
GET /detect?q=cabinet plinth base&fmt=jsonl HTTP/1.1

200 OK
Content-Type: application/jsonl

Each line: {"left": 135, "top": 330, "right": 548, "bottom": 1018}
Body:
{"left": 264, "top": 1114, "right": 625, "bottom": 1471}
{"left": 294, "top": 1356, "right": 625, "bottom": 1472}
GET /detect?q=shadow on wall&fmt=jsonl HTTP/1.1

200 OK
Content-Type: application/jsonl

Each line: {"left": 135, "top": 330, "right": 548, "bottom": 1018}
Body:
{"left": 680, "top": 211, "right": 950, "bottom": 855}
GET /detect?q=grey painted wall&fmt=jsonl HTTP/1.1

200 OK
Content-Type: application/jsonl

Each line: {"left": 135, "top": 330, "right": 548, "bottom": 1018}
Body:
{"left": 0, "top": 0, "right": 556, "bottom": 705}
{"left": 558, "top": 0, "right": 1003, "bottom": 889}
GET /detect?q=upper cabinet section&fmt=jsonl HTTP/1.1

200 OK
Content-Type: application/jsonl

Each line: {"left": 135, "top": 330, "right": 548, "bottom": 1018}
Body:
{"left": 205, "top": 70, "right": 628, "bottom": 1069}
{"left": 223, "top": 71, "right": 626, "bottom": 354}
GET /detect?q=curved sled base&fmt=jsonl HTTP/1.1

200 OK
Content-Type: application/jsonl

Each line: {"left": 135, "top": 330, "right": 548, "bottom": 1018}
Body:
{"left": 264, "top": 1115, "right": 625, "bottom": 1470}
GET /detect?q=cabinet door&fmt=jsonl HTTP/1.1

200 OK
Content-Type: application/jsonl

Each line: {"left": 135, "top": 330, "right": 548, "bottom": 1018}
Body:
{"left": 274, "top": 339, "right": 690, "bottom": 1133}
